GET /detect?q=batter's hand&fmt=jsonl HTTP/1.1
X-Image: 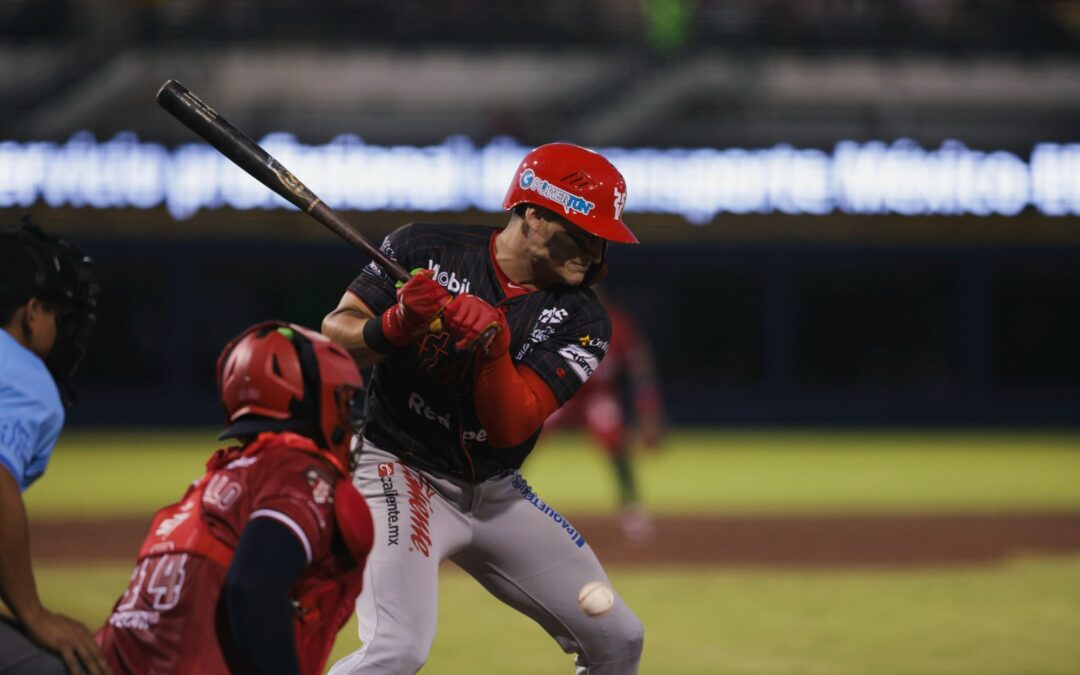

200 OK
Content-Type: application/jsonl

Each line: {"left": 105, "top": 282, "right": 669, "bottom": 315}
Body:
{"left": 382, "top": 269, "right": 451, "bottom": 347}
{"left": 25, "top": 608, "right": 111, "bottom": 675}
{"left": 442, "top": 294, "right": 509, "bottom": 359}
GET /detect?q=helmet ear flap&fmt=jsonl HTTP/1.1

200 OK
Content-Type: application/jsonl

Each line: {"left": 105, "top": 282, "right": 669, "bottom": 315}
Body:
{"left": 327, "top": 381, "right": 361, "bottom": 464}
{"left": 583, "top": 242, "right": 608, "bottom": 287}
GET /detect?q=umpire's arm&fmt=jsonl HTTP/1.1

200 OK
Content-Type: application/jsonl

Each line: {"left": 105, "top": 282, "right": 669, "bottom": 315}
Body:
{"left": 0, "top": 467, "right": 110, "bottom": 675}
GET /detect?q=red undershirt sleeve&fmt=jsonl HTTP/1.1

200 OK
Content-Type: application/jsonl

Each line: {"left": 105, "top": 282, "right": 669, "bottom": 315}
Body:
{"left": 472, "top": 353, "right": 560, "bottom": 448}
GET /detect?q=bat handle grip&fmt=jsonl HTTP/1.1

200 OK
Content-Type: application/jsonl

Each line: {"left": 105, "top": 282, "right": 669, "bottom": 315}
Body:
{"left": 477, "top": 326, "right": 499, "bottom": 352}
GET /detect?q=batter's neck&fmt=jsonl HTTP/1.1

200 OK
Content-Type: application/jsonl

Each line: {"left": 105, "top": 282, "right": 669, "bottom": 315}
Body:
{"left": 493, "top": 224, "right": 541, "bottom": 291}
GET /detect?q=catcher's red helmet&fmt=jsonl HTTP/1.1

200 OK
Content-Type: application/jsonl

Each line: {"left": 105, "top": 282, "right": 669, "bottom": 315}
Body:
{"left": 503, "top": 143, "right": 637, "bottom": 244}
{"left": 216, "top": 321, "right": 362, "bottom": 462}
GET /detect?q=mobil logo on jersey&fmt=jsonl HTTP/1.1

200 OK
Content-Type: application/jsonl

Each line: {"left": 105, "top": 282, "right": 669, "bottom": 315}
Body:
{"left": 557, "top": 343, "right": 600, "bottom": 383}
{"left": 511, "top": 474, "right": 586, "bottom": 548}
{"left": 519, "top": 168, "right": 595, "bottom": 217}
{"left": 427, "top": 259, "right": 471, "bottom": 294}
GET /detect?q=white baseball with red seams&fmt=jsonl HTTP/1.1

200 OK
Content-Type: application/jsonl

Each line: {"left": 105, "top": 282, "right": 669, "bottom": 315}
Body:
{"left": 578, "top": 581, "right": 615, "bottom": 617}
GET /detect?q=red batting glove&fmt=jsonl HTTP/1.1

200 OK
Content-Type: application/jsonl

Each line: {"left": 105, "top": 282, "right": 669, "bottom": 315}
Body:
{"left": 382, "top": 270, "right": 451, "bottom": 347}
{"left": 442, "top": 294, "right": 510, "bottom": 359}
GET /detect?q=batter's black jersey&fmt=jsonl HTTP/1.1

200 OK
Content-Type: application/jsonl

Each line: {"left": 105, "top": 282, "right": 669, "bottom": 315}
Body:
{"left": 348, "top": 223, "right": 611, "bottom": 483}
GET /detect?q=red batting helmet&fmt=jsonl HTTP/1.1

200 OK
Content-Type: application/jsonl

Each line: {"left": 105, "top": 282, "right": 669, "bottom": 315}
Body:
{"left": 503, "top": 143, "right": 637, "bottom": 244}
{"left": 216, "top": 321, "right": 362, "bottom": 463}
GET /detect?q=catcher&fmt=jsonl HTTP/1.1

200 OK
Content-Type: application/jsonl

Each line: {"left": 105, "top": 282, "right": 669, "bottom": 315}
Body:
{"left": 96, "top": 321, "right": 374, "bottom": 674}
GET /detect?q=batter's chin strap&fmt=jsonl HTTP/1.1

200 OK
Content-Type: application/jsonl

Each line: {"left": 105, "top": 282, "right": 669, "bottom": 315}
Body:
{"left": 47, "top": 313, "right": 93, "bottom": 407}
{"left": 583, "top": 259, "right": 608, "bottom": 286}
{"left": 582, "top": 241, "right": 609, "bottom": 287}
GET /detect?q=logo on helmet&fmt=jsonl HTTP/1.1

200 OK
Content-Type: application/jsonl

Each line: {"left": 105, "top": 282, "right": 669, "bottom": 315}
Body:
{"left": 613, "top": 187, "right": 627, "bottom": 220}
{"left": 519, "top": 169, "right": 595, "bottom": 217}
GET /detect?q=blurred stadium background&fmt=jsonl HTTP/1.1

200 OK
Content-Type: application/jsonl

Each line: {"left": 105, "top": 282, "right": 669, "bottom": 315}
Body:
{"left": 2, "top": 0, "right": 1079, "bottom": 427}
{"left": 3, "top": 1, "right": 1080, "bottom": 673}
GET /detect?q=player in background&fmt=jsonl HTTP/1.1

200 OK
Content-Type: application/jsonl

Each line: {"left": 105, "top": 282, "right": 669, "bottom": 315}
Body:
{"left": 323, "top": 143, "right": 644, "bottom": 674}
{"left": 96, "top": 321, "right": 374, "bottom": 675}
{"left": 543, "top": 295, "right": 664, "bottom": 545}
{"left": 0, "top": 219, "right": 106, "bottom": 675}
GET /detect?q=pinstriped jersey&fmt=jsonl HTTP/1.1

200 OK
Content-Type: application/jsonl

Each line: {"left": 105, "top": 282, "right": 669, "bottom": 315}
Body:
{"left": 347, "top": 223, "right": 611, "bottom": 482}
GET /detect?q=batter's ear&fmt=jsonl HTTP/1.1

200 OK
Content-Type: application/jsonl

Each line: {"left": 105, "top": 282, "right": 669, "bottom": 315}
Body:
{"left": 521, "top": 204, "right": 552, "bottom": 232}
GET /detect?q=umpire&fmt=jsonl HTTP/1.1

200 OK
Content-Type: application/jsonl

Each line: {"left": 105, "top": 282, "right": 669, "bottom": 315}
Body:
{"left": 0, "top": 219, "right": 107, "bottom": 675}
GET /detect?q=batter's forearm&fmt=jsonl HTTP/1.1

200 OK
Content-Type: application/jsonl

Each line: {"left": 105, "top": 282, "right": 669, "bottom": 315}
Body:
{"left": 0, "top": 468, "right": 45, "bottom": 625}
{"left": 322, "top": 309, "right": 385, "bottom": 370}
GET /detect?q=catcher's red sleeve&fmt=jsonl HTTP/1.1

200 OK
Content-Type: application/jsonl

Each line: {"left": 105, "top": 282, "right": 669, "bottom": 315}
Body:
{"left": 473, "top": 354, "right": 559, "bottom": 447}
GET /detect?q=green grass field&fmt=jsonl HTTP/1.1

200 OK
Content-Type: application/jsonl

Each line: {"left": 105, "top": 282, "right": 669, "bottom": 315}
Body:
{"left": 34, "top": 556, "right": 1080, "bottom": 675}
{"left": 21, "top": 429, "right": 1080, "bottom": 674}
{"left": 26, "top": 428, "right": 1080, "bottom": 517}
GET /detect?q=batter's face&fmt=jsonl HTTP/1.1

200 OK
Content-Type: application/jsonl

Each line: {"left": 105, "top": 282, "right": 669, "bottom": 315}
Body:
{"left": 523, "top": 208, "right": 604, "bottom": 287}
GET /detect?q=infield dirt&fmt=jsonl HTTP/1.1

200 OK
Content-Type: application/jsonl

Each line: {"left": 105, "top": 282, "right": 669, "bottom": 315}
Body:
{"left": 31, "top": 512, "right": 1080, "bottom": 567}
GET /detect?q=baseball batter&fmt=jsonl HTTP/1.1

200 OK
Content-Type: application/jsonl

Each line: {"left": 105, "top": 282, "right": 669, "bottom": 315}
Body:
{"left": 96, "top": 322, "right": 374, "bottom": 675}
{"left": 323, "top": 143, "right": 644, "bottom": 674}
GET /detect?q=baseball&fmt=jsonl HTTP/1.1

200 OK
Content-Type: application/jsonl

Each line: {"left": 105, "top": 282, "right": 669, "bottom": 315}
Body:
{"left": 577, "top": 581, "right": 615, "bottom": 617}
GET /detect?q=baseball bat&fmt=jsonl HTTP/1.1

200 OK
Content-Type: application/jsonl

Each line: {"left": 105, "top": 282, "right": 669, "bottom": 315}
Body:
{"left": 155, "top": 79, "right": 410, "bottom": 283}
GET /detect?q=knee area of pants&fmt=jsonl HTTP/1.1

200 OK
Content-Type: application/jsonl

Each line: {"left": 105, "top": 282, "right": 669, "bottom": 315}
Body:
{"left": 585, "top": 608, "right": 644, "bottom": 660}
{"left": 618, "top": 613, "right": 645, "bottom": 658}
{"left": 372, "top": 637, "right": 431, "bottom": 674}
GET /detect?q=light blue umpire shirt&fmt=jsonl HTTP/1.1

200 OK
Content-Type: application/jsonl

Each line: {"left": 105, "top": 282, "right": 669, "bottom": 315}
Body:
{"left": 0, "top": 327, "right": 64, "bottom": 492}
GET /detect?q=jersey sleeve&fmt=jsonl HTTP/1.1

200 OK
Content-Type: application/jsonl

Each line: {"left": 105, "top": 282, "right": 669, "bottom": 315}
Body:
{"left": 244, "top": 454, "right": 340, "bottom": 564}
{"left": 346, "top": 223, "right": 428, "bottom": 316}
{"left": 0, "top": 396, "right": 62, "bottom": 492}
{"left": 518, "top": 301, "right": 611, "bottom": 406}
{"left": 0, "top": 417, "right": 36, "bottom": 488}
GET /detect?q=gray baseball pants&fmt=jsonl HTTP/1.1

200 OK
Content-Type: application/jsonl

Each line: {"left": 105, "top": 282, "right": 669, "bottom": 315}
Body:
{"left": 328, "top": 441, "right": 644, "bottom": 674}
{"left": 0, "top": 618, "right": 74, "bottom": 675}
